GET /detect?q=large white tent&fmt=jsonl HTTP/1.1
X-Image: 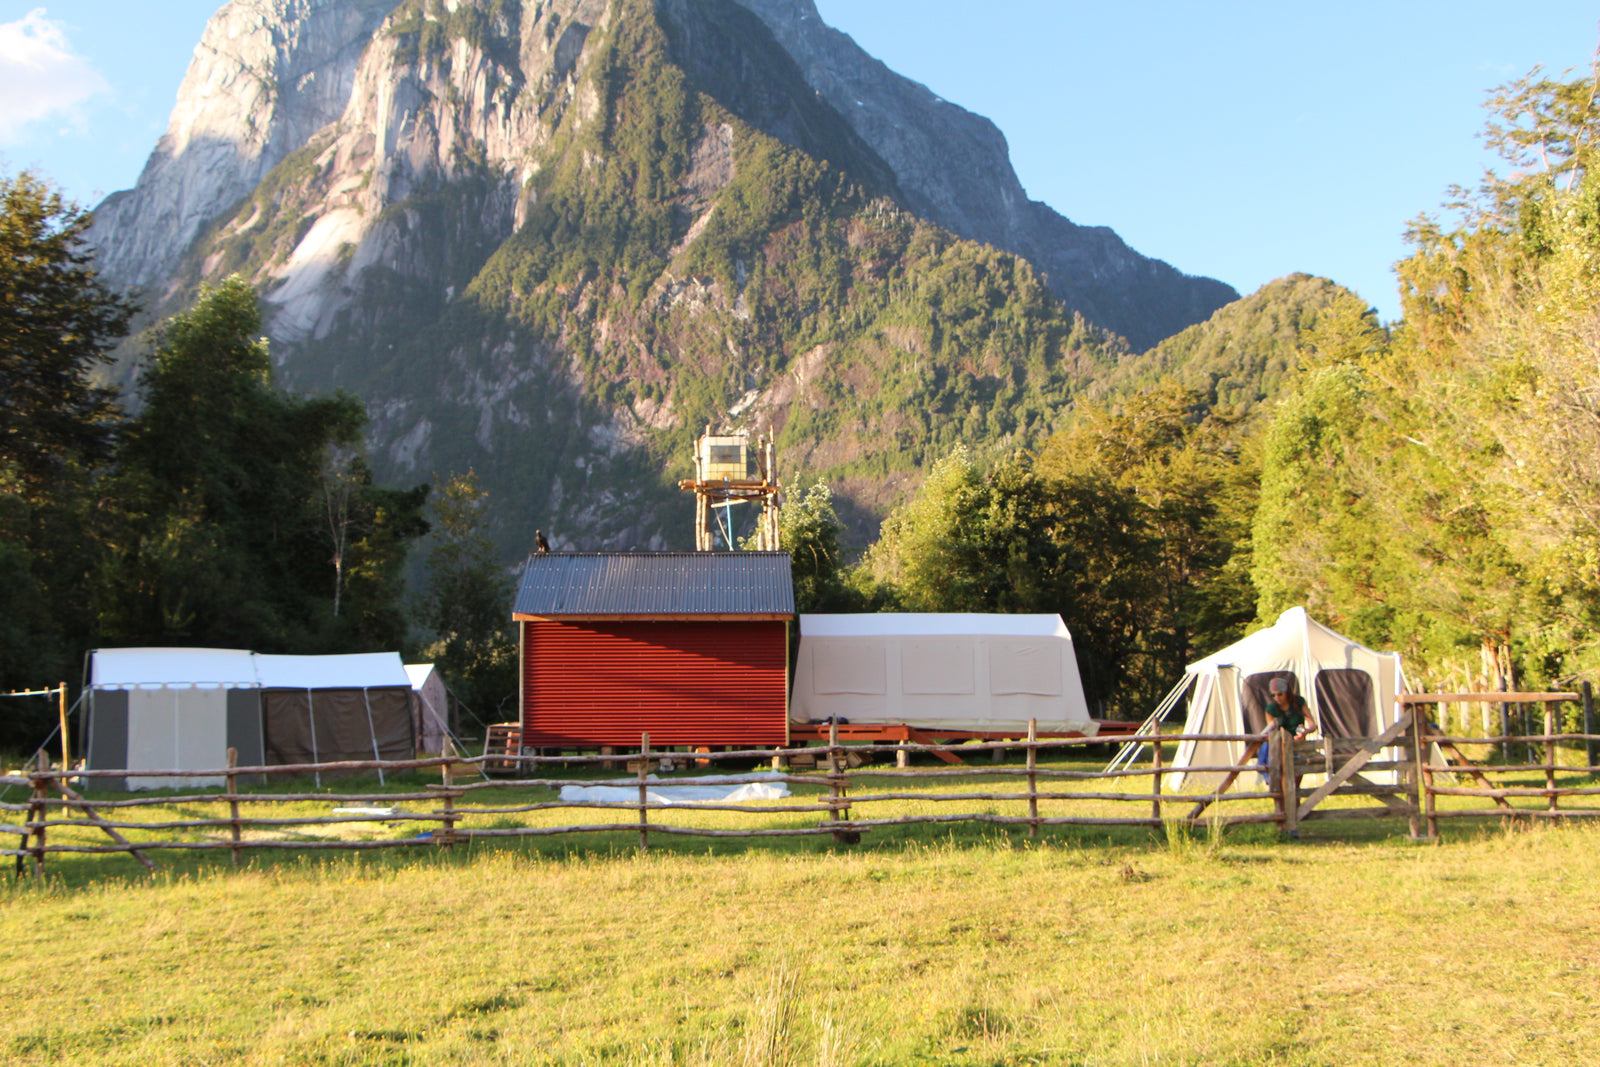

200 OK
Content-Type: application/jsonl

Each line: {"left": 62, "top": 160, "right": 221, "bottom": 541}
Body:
{"left": 86, "top": 649, "right": 416, "bottom": 790}
{"left": 1169, "top": 607, "right": 1407, "bottom": 789}
{"left": 791, "top": 614, "right": 1097, "bottom": 735}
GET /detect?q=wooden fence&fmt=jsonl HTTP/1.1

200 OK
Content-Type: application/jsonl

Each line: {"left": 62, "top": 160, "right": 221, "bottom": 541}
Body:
{"left": 6, "top": 695, "right": 1599, "bottom": 876}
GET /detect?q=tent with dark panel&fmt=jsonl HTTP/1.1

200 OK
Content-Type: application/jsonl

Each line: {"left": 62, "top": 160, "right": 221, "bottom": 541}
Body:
{"left": 1168, "top": 608, "right": 1408, "bottom": 790}
{"left": 85, "top": 648, "right": 416, "bottom": 790}
{"left": 84, "top": 648, "right": 263, "bottom": 791}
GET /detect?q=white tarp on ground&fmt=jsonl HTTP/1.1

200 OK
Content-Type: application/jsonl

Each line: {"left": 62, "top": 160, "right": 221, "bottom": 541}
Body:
{"left": 560, "top": 775, "right": 791, "bottom": 805}
{"left": 1170, "top": 607, "right": 1408, "bottom": 790}
{"left": 791, "top": 614, "right": 1096, "bottom": 735}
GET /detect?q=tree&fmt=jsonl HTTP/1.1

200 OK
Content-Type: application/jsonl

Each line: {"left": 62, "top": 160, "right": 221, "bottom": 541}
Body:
{"left": 0, "top": 172, "right": 134, "bottom": 741}
{"left": 102, "top": 277, "right": 428, "bottom": 652}
{"left": 0, "top": 171, "right": 133, "bottom": 493}
{"left": 780, "top": 480, "right": 863, "bottom": 612}
{"left": 420, "top": 471, "right": 516, "bottom": 729}
{"left": 1039, "top": 382, "right": 1257, "bottom": 710}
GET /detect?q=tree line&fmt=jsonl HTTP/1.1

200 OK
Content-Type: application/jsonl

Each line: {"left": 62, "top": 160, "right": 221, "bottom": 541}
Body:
{"left": 0, "top": 174, "right": 514, "bottom": 749}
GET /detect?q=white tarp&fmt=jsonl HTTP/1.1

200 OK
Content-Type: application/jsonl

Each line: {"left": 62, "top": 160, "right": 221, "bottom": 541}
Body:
{"left": 1170, "top": 607, "right": 1408, "bottom": 790}
{"left": 560, "top": 775, "right": 791, "bottom": 805}
{"left": 254, "top": 652, "right": 410, "bottom": 690}
{"left": 89, "top": 649, "right": 411, "bottom": 690}
{"left": 791, "top": 614, "right": 1096, "bottom": 735}
{"left": 91, "top": 648, "right": 257, "bottom": 689}
{"left": 124, "top": 686, "right": 228, "bottom": 789}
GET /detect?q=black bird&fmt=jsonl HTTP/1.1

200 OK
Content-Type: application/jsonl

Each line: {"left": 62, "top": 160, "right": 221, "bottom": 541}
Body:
{"left": 535, "top": 529, "right": 551, "bottom": 553}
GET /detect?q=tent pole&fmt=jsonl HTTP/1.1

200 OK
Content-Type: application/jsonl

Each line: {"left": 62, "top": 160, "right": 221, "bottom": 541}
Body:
{"left": 362, "top": 687, "right": 385, "bottom": 786}
{"left": 306, "top": 688, "right": 320, "bottom": 790}
{"left": 1103, "top": 676, "right": 1191, "bottom": 774}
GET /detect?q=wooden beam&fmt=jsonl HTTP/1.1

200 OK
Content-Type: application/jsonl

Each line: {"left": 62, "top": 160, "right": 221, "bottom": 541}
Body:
{"left": 1296, "top": 714, "right": 1413, "bottom": 822}
{"left": 1186, "top": 738, "right": 1265, "bottom": 820}
{"left": 1402, "top": 692, "right": 1578, "bottom": 703}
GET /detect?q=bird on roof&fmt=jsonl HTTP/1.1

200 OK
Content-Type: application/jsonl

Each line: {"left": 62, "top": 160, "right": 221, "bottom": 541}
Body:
{"left": 536, "top": 529, "right": 551, "bottom": 553}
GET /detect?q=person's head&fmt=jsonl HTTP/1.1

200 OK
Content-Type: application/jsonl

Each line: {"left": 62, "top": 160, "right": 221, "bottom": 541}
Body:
{"left": 1269, "top": 677, "right": 1291, "bottom": 704}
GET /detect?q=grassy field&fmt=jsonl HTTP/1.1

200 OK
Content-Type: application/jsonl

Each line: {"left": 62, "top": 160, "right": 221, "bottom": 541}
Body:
{"left": 3, "top": 749, "right": 1598, "bottom": 1066}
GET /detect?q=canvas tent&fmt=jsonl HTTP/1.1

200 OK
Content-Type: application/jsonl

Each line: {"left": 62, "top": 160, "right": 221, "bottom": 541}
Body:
{"left": 86, "top": 649, "right": 416, "bottom": 790}
{"left": 1169, "top": 607, "right": 1407, "bottom": 790}
{"left": 405, "top": 663, "right": 449, "bottom": 755}
{"left": 791, "top": 614, "right": 1097, "bottom": 735}
{"left": 85, "top": 648, "right": 263, "bottom": 791}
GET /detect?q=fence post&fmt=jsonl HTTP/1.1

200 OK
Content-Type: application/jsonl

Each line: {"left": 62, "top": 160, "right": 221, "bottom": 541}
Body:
{"left": 1584, "top": 681, "right": 1596, "bottom": 771}
{"left": 1499, "top": 676, "right": 1510, "bottom": 764}
{"left": 1027, "top": 718, "right": 1039, "bottom": 839}
{"left": 439, "top": 744, "right": 456, "bottom": 850}
{"left": 1279, "top": 730, "right": 1298, "bottom": 837}
{"left": 57, "top": 682, "right": 70, "bottom": 780}
{"left": 1150, "top": 724, "right": 1163, "bottom": 827}
{"left": 28, "top": 753, "right": 49, "bottom": 877}
{"left": 226, "top": 747, "right": 242, "bottom": 867}
{"left": 827, "top": 720, "right": 855, "bottom": 845}
{"left": 638, "top": 733, "right": 650, "bottom": 852}
{"left": 1420, "top": 721, "right": 1439, "bottom": 839}
{"left": 1545, "top": 701, "right": 1559, "bottom": 815}
{"left": 1408, "top": 709, "right": 1428, "bottom": 839}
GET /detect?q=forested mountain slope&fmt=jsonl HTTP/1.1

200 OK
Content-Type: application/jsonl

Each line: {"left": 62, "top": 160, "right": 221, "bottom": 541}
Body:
{"left": 84, "top": 0, "right": 1233, "bottom": 554}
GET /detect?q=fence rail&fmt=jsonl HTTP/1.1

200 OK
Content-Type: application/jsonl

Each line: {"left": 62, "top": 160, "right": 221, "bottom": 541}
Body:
{"left": 8, "top": 698, "right": 1600, "bottom": 876}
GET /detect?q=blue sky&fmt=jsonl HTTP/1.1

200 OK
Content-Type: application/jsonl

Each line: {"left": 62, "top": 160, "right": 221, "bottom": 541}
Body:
{"left": 3, "top": 1, "right": 1597, "bottom": 327}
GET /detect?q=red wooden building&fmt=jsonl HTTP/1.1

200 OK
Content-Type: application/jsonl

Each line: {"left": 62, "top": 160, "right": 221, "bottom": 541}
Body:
{"left": 514, "top": 552, "right": 795, "bottom": 749}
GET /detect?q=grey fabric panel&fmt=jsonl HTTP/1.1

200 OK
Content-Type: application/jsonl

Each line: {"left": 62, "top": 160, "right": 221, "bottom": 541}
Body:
{"left": 86, "top": 689, "right": 129, "bottom": 793}
{"left": 225, "top": 688, "right": 267, "bottom": 785}
{"left": 1315, "top": 668, "right": 1377, "bottom": 758}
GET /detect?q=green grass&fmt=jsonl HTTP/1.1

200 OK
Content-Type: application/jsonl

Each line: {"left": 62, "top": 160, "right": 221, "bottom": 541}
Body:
{"left": 4, "top": 749, "right": 1599, "bottom": 1065}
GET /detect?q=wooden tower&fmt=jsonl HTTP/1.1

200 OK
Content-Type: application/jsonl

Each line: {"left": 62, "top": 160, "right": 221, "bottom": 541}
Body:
{"left": 679, "top": 428, "right": 781, "bottom": 551}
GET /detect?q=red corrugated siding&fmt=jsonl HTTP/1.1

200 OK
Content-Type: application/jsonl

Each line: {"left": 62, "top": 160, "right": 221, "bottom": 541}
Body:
{"left": 521, "top": 620, "right": 788, "bottom": 747}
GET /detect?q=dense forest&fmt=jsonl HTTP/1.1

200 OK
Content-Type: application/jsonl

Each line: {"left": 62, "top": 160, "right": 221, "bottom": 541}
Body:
{"left": 5, "top": 61, "right": 1600, "bottom": 747}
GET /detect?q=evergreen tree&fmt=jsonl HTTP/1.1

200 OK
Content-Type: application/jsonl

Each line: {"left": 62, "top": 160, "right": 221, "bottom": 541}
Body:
{"left": 420, "top": 471, "right": 516, "bottom": 730}
{"left": 0, "top": 172, "right": 134, "bottom": 742}
{"left": 102, "top": 277, "right": 428, "bottom": 652}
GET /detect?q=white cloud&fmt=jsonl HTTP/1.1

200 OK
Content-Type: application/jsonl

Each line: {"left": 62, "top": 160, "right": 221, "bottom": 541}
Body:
{"left": 0, "top": 9, "right": 112, "bottom": 143}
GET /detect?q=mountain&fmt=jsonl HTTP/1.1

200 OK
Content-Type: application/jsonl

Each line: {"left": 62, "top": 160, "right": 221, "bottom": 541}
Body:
{"left": 1084, "top": 273, "right": 1376, "bottom": 419}
{"left": 85, "top": 0, "right": 1237, "bottom": 553}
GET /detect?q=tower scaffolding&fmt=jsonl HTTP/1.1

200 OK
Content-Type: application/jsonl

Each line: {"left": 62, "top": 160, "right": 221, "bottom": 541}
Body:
{"left": 679, "top": 427, "right": 781, "bottom": 551}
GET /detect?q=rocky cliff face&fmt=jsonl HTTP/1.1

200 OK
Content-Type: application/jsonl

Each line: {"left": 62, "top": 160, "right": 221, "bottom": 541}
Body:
{"left": 86, "top": 0, "right": 398, "bottom": 293}
{"left": 85, "top": 0, "right": 1232, "bottom": 554}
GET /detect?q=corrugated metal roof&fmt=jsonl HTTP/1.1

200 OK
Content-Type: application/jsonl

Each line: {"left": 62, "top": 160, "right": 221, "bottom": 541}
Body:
{"left": 513, "top": 552, "right": 795, "bottom": 617}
